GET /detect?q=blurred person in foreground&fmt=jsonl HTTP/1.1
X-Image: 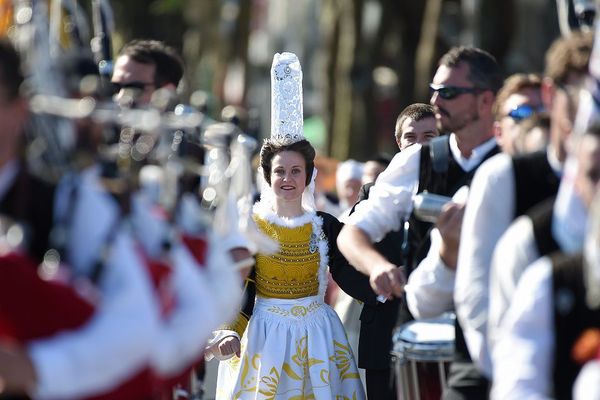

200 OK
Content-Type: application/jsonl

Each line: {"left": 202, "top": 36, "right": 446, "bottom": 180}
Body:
{"left": 0, "top": 42, "right": 160, "bottom": 399}
{"left": 454, "top": 30, "right": 592, "bottom": 385}
{"left": 0, "top": 44, "right": 245, "bottom": 399}
{"left": 491, "top": 122, "right": 600, "bottom": 399}
{"left": 111, "top": 39, "right": 183, "bottom": 108}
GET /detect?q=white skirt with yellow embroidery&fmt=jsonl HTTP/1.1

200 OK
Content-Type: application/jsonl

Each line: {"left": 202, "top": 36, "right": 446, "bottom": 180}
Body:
{"left": 216, "top": 295, "right": 366, "bottom": 400}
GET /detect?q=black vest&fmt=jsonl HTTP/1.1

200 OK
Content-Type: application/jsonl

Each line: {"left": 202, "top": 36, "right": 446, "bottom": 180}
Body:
{"left": 410, "top": 136, "right": 500, "bottom": 366}
{"left": 407, "top": 136, "right": 500, "bottom": 272}
{"left": 527, "top": 196, "right": 560, "bottom": 257}
{"left": 551, "top": 253, "right": 600, "bottom": 400}
{"left": 512, "top": 151, "right": 560, "bottom": 218}
{"left": 0, "top": 166, "right": 55, "bottom": 264}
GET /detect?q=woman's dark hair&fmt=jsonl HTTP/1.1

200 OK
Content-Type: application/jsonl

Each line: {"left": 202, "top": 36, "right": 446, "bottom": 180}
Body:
{"left": 260, "top": 139, "right": 315, "bottom": 186}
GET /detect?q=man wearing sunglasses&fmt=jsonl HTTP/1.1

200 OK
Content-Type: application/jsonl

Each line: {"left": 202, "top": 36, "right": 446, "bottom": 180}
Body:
{"left": 454, "top": 30, "right": 593, "bottom": 395}
{"left": 493, "top": 73, "right": 545, "bottom": 155}
{"left": 338, "top": 46, "right": 502, "bottom": 400}
{"left": 111, "top": 39, "right": 184, "bottom": 107}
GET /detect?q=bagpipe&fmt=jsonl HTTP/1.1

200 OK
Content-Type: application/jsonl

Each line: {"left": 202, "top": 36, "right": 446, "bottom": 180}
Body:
{"left": 0, "top": 1, "right": 267, "bottom": 399}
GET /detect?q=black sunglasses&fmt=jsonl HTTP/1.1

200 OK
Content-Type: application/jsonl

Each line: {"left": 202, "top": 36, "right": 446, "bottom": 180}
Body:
{"left": 506, "top": 104, "right": 545, "bottom": 121}
{"left": 429, "top": 84, "right": 485, "bottom": 100}
{"left": 111, "top": 81, "right": 155, "bottom": 94}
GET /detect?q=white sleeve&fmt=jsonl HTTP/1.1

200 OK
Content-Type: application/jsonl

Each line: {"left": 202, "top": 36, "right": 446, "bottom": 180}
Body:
{"left": 490, "top": 257, "right": 554, "bottom": 400}
{"left": 454, "top": 154, "right": 515, "bottom": 377}
{"left": 488, "top": 217, "right": 540, "bottom": 358}
{"left": 405, "top": 228, "right": 455, "bottom": 319}
{"left": 151, "top": 242, "right": 241, "bottom": 375}
{"left": 574, "top": 361, "right": 600, "bottom": 400}
{"left": 346, "top": 145, "right": 421, "bottom": 242}
{"left": 28, "top": 231, "right": 161, "bottom": 400}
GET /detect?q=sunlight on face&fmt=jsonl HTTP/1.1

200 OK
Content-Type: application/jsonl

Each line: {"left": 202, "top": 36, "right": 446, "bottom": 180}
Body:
{"left": 270, "top": 151, "right": 307, "bottom": 203}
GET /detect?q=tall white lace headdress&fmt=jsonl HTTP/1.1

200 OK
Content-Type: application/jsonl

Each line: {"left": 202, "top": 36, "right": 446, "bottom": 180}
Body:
{"left": 256, "top": 52, "right": 317, "bottom": 212}
{"left": 270, "top": 52, "right": 305, "bottom": 146}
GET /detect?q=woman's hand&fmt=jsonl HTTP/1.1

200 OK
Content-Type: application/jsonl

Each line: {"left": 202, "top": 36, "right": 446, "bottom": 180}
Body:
{"left": 218, "top": 336, "right": 241, "bottom": 358}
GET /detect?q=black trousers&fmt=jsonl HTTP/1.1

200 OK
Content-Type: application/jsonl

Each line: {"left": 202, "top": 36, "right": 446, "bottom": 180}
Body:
{"left": 442, "top": 361, "right": 490, "bottom": 400}
{"left": 365, "top": 368, "right": 396, "bottom": 400}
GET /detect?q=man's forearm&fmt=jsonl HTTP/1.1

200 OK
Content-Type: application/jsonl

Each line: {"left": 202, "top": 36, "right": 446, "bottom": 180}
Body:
{"left": 337, "top": 224, "right": 391, "bottom": 275}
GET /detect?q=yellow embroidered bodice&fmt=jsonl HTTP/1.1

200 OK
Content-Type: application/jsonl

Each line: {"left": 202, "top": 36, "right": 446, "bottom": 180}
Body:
{"left": 253, "top": 216, "right": 320, "bottom": 299}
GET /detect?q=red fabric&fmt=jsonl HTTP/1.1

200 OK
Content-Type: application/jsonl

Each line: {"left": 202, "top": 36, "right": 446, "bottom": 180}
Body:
{"left": 144, "top": 258, "right": 175, "bottom": 317}
{"left": 0, "top": 253, "right": 94, "bottom": 341}
{"left": 0, "top": 252, "right": 160, "bottom": 400}
{"left": 0, "top": 248, "right": 205, "bottom": 400}
{"left": 157, "top": 359, "right": 204, "bottom": 400}
{"left": 84, "top": 368, "right": 159, "bottom": 400}
{"left": 181, "top": 234, "right": 208, "bottom": 267}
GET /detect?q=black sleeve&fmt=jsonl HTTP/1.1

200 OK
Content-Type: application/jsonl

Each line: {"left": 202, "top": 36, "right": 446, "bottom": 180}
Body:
{"left": 222, "top": 267, "right": 256, "bottom": 337}
{"left": 356, "top": 182, "right": 373, "bottom": 203}
{"left": 318, "top": 211, "right": 378, "bottom": 305}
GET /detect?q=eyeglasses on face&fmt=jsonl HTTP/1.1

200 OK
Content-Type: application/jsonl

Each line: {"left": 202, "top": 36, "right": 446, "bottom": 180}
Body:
{"left": 111, "top": 81, "right": 155, "bottom": 94}
{"left": 506, "top": 104, "right": 545, "bottom": 121}
{"left": 429, "top": 84, "right": 485, "bottom": 100}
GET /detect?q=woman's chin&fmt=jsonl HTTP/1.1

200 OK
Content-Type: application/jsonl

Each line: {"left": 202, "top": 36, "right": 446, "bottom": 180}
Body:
{"left": 277, "top": 193, "right": 302, "bottom": 202}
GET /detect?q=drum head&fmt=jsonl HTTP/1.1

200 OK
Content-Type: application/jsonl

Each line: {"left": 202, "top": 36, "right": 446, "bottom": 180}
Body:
{"left": 392, "top": 313, "right": 455, "bottom": 361}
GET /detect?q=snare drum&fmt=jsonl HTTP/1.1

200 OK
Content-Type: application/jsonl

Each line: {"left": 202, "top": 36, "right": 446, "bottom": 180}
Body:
{"left": 391, "top": 313, "right": 455, "bottom": 400}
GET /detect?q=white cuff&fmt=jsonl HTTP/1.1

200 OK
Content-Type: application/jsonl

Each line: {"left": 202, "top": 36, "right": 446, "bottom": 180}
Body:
{"left": 204, "top": 330, "right": 240, "bottom": 361}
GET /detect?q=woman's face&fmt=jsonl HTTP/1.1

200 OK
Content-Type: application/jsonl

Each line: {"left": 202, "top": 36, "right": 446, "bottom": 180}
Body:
{"left": 270, "top": 151, "right": 307, "bottom": 202}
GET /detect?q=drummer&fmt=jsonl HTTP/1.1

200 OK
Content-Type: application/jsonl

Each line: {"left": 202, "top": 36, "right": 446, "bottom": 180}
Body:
{"left": 338, "top": 46, "right": 503, "bottom": 399}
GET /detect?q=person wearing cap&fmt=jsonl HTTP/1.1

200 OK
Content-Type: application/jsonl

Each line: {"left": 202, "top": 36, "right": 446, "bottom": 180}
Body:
{"left": 335, "top": 159, "right": 364, "bottom": 222}
{"left": 338, "top": 46, "right": 502, "bottom": 399}
{"left": 209, "top": 52, "right": 371, "bottom": 400}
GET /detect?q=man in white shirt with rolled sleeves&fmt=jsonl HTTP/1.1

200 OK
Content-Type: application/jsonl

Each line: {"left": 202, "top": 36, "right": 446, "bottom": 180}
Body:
{"left": 338, "top": 45, "right": 502, "bottom": 400}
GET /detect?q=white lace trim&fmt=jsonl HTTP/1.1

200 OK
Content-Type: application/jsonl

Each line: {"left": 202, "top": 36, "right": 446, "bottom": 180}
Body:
{"left": 311, "top": 214, "right": 330, "bottom": 298}
{"left": 252, "top": 201, "right": 314, "bottom": 228}
{"left": 252, "top": 204, "right": 329, "bottom": 299}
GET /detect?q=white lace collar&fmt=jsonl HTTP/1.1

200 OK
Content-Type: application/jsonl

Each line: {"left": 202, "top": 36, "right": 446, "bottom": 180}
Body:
{"left": 252, "top": 200, "right": 316, "bottom": 228}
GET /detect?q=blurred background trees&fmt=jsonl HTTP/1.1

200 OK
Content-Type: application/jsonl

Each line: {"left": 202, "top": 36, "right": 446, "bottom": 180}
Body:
{"left": 13, "top": 0, "right": 568, "bottom": 160}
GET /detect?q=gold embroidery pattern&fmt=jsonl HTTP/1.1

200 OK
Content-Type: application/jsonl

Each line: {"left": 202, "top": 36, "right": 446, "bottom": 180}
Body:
{"left": 258, "top": 367, "right": 280, "bottom": 399}
{"left": 253, "top": 217, "right": 321, "bottom": 299}
{"left": 329, "top": 341, "right": 361, "bottom": 381}
{"left": 225, "top": 335, "right": 361, "bottom": 399}
{"left": 266, "top": 302, "right": 321, "bottom": 318}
